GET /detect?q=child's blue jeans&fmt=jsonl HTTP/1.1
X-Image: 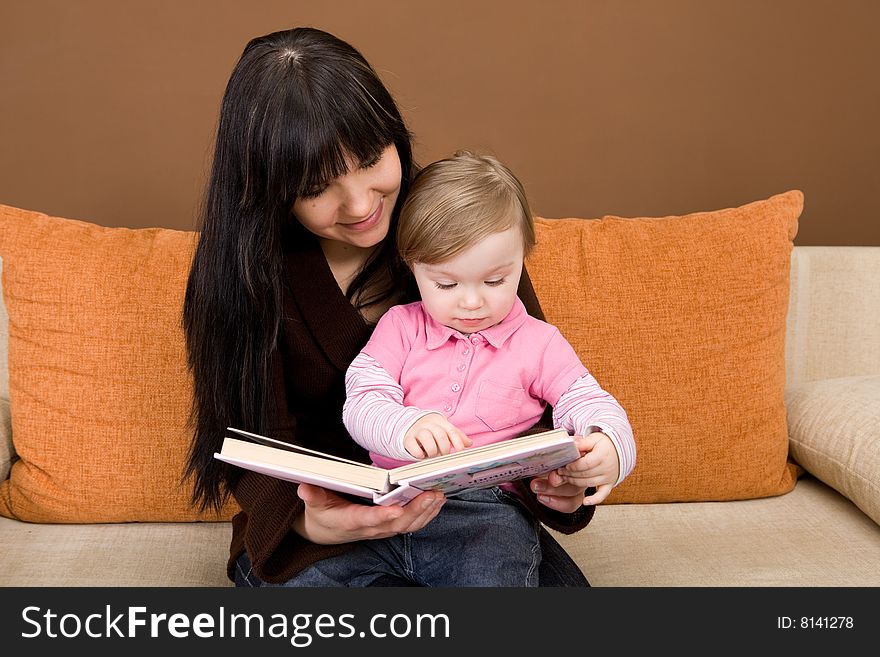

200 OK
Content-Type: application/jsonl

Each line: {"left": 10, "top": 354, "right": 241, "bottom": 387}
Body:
{"left": 236, "top": 486, "right": 541, "bottom": 587}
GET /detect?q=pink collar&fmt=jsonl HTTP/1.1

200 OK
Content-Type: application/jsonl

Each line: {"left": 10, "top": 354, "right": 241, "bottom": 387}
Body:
{"left": 424, "top": 297, "right": 529, "bottom": 350}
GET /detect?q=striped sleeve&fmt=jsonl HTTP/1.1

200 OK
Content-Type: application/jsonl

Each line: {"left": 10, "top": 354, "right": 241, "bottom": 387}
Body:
{"left": 552, "top": 373, "right": 636, "bottom": 486}
{"left": 342, "top": 352, "right": 436, "bottom": 461}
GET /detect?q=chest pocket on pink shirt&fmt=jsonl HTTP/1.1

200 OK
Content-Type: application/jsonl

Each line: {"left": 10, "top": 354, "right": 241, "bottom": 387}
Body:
{"left": 475, "top": 380, "right": 531, "bottom": 432}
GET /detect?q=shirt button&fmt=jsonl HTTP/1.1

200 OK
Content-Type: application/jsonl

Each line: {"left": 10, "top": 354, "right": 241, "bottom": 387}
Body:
{"left": 451, "top": 383, "right": 460, "bottom": 392}
{"left": 456, "top": 364, "right": 466, "bottom": 372}
{"left": 444, "top": 404, "right": 452, "bottom": 412}
{"left": 462, "top": 348, "right": 470, "bottom": 355}
{"left": 470, "top": 336, "right": 480, "bottom": 344}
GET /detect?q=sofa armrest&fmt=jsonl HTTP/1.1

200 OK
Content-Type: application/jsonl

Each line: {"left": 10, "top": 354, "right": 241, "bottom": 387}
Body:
{"left": 785, "top": 246, "right": 880, "bottom": 387}
{"left": 784, "top": 247, "right": 880, "bottom": 526}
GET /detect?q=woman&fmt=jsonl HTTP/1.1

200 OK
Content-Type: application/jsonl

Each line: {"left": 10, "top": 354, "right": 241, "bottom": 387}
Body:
{"left": 183, "top": 26, "right": 593, "bottom": 586}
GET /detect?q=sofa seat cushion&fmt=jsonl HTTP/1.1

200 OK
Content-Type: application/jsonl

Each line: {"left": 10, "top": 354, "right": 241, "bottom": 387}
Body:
{"left": 3, "top": 477, "right": 876, "bottom": 587}
{"left": 553, "top": 476, "right": 880, "bottom": 586}
{"left": 0, "top": 516, "right": 232, "bottom": 586}
{"left": 786, "top": 375, "right": 880, "bottom": 526}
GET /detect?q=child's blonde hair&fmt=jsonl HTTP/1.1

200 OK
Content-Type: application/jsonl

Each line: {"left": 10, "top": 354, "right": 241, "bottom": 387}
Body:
{"left": 397, "top": 151, "right": 536, "bottom": 265}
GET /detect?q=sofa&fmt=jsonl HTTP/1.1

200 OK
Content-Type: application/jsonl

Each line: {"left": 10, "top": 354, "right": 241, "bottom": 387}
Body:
{"left": 1, "top": 192, "right": 879, "bottom": 587}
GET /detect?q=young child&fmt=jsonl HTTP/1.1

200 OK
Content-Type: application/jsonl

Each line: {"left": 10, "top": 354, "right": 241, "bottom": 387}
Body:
{"left": 342, "top": 151, "right": 635, "bottom": 586}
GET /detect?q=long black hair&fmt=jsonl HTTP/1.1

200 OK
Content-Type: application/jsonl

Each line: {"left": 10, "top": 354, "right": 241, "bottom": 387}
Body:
{"left": 183, "top": 27, "right": 416, "bottom": 511}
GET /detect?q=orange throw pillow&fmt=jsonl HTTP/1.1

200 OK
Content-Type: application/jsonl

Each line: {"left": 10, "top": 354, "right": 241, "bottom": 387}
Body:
{"left": 0, "top": 205, "right": 232, "bottom": 522}
{"left": 526, "top": 191, "right": 803, "bottom": 503}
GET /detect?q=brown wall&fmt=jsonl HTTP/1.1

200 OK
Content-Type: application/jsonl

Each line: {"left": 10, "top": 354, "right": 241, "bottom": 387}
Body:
{"left": 1, "top": 0, "right": 878, "bottom": 245}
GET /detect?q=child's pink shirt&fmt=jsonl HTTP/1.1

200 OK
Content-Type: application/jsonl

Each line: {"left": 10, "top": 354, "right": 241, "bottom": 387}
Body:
{"left": 356, "top": 298, "right": 590, "bottom": 469}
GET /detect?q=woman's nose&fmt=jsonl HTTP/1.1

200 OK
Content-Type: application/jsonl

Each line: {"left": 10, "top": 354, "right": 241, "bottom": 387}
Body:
{"left": 340, "top": 181, "right": 374, "bottom": 219}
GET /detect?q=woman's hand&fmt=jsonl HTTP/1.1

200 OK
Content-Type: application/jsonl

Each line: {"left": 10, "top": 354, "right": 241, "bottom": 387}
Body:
{"left": 529, "top": 474, "right": 589, "bottom": 513}
{"left": 293, "top": 483, "right": 445, "bottom": 545}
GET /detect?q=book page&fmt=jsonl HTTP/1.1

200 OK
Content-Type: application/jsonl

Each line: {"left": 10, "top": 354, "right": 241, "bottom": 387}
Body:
{"left": 227, "top": 427, "right": 377, "bottom": 468}
{"left": 218, "top": 437, "right": 390, "bottom": 491}
{"left": 394, "top": 441, "right": 580, "bottom": 497}
{"left": 215, "top": 451, "right": 382, "bottom": 499}
{"left": 389, "top": 428, "right": 572, "bottom": 480}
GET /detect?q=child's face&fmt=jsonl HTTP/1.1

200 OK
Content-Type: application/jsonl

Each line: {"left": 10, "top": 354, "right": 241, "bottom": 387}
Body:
{"left": 412, "top": 226, "right": 524, "bottom": 334}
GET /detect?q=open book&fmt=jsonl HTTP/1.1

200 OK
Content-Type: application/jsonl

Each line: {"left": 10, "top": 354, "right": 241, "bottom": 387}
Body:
{"left": 215, "top": 427, "right": 580, "bottom": 505}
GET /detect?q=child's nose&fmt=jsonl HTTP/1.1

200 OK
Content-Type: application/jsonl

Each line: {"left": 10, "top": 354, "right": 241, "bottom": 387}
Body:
{"left": 460, "top": 290, "right": 483, "bottom": 310}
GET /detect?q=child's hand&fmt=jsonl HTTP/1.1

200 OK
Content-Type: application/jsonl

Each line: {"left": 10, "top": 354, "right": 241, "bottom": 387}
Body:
{"left": 404, "top": 413, "right": 472, "bottom": 459}
{"left": 552, "top": 432, "right": 620, "bottom": 505}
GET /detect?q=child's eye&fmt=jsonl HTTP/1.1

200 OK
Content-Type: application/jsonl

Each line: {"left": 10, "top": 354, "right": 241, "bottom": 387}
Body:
{"left": 434, "top": 282, "right": 457, "bottom": 290}
{"left": 485, "top": 278, "right": 506, "bottom": 287}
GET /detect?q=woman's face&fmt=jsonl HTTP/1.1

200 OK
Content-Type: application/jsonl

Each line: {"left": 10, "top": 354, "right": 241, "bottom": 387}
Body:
{"left": 292, "top": 144, "right": 402, "bottom": 251}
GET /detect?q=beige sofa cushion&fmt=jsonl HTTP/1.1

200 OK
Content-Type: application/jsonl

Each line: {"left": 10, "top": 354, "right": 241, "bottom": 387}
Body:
{"left": 0, "top": 516, "right": 231, "bottom": 586}
{"left": 3, "top": 477, "right": 877, "bottom": 586}
{"left": 786, "top": 375, "right": 880, "bottom": 526}
{"left": 553, "top": 477, "right": 880, "bottom": 586}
